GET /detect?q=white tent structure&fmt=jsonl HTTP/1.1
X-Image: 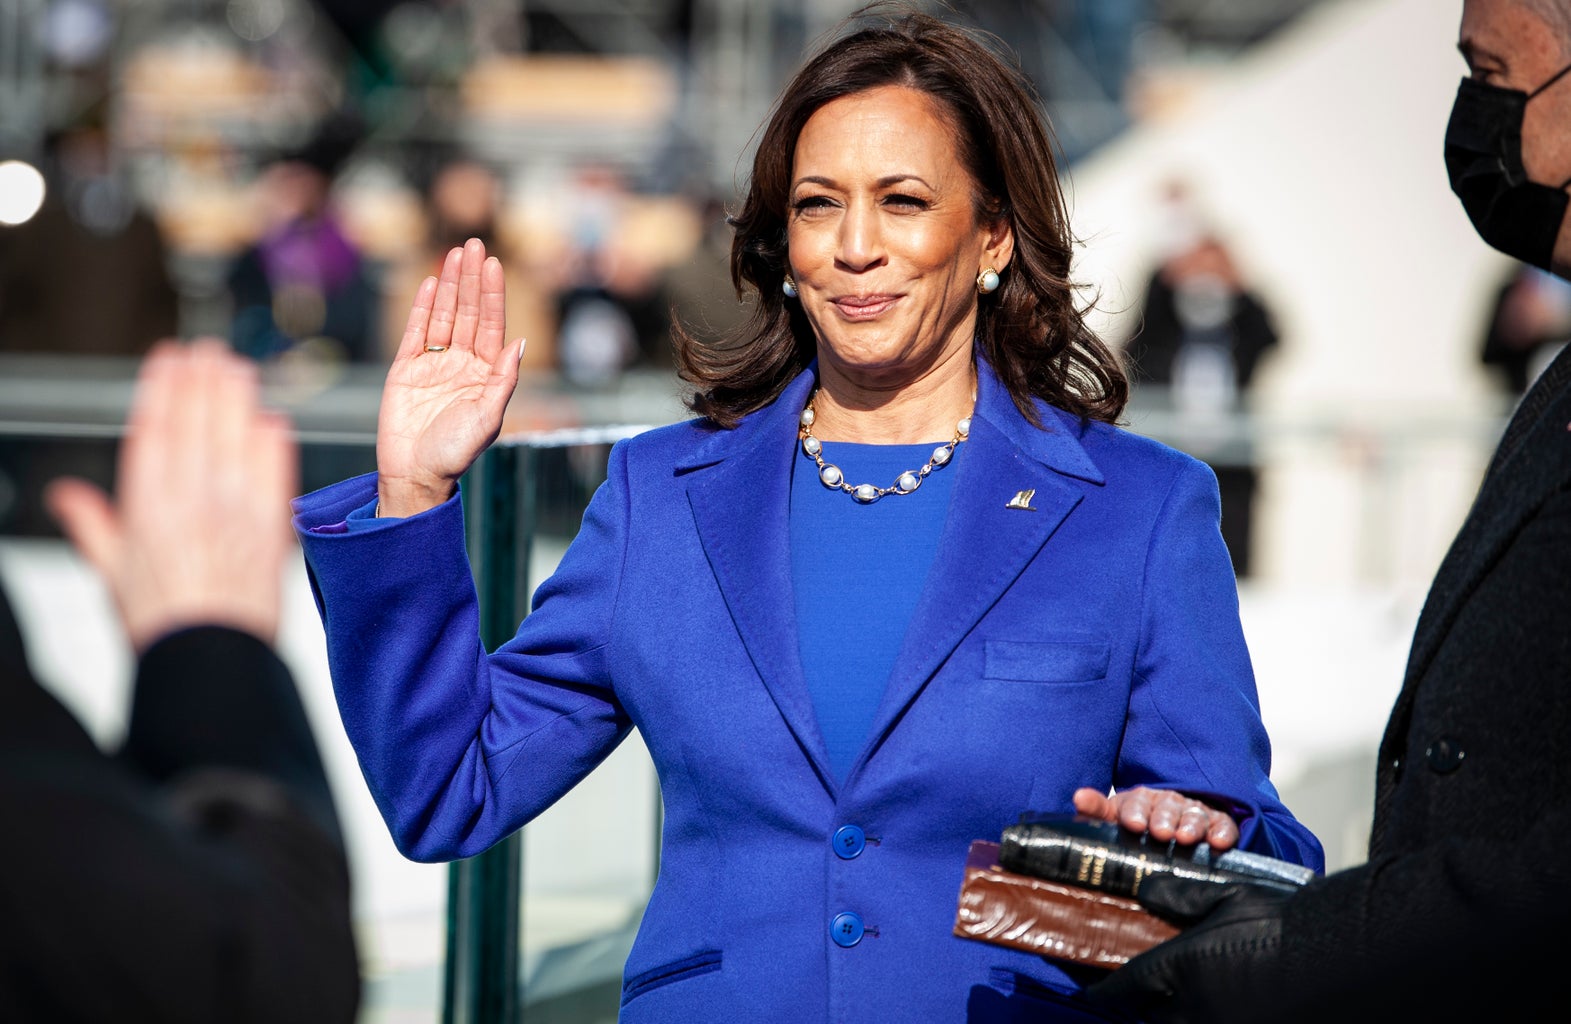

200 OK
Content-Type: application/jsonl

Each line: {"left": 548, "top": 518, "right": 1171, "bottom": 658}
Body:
{"left": 1071, "top": 0, "right": 1516, "bottom": 591}
{"left": 1061, "top": 0, "right": 1533, "bottom": 869}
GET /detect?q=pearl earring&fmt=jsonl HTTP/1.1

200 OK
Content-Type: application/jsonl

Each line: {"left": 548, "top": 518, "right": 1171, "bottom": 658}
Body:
{"left": 782, "top": 277, "right": 798, "bottom": 299}
{"left": 977, "top": 268, "right": 1000, "bottom": 295}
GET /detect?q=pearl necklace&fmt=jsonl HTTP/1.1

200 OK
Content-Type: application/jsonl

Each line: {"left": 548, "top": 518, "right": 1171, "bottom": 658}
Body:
{"left": 798, "top": 388, "right": 971, "bottom": 503}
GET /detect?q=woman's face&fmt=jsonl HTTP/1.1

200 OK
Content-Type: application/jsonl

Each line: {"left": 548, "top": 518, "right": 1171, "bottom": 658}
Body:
{"left": 786, "top": 84, "right": 1012, "bottom": 392}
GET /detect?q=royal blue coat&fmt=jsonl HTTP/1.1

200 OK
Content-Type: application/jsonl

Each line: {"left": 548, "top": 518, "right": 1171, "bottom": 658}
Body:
{"left": 293, "top": 360, "right": 1324, "bottom": 1022}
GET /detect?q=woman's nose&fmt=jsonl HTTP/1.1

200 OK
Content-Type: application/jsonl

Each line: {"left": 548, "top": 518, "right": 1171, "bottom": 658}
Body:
{"left": 835, "top": 201, "right": 885, "bottom": 272}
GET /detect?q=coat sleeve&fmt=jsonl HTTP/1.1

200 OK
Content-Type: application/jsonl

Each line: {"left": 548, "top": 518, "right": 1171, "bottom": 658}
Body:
{"left": 1121, "top": 457, "right": 1325, "bottom": 870}
{"left": 292, "top": 441, "right": 635, "bottom": 862}
{"left": 1272, "top": 804, "right": 1571, "bottom": 1014}
{"left": 0, "top": 617, "right": 359, "bottom": 1024}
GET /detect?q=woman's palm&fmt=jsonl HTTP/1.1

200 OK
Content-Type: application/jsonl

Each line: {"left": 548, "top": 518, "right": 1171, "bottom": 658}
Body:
{"left": 377, "top": 238, "right": 523, "bottom": 515}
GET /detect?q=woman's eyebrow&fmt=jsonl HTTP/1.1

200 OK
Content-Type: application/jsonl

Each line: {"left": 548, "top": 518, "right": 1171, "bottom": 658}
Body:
{"left": 791, "top": 174, "right": 936, "bottom": 190}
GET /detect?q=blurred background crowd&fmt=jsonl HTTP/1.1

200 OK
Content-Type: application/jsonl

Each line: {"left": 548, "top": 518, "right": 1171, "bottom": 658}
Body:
{"left": 1, "top": 0, "right": 1560, "bottom": 566}
{"left": 1, "top": 1, "right": 1563, "bottom": 1021}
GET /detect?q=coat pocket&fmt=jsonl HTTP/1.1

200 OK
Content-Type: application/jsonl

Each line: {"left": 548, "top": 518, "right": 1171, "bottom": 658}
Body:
{"left": 983, "top": 640, "right": 1111, "bottom": 683}
{"left": 621, "top": 950, "right": 722, "bottom": 1005}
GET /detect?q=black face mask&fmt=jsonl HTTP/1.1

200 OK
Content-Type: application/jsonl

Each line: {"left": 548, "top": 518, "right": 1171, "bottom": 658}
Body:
{"left": 1444, "top": 63, "right": 1571, "bottom": 270}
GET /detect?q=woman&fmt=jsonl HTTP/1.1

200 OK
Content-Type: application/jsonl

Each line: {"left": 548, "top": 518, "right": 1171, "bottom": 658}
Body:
{"left": 293, "top": 10, "right": 1322, "bottom": 1021}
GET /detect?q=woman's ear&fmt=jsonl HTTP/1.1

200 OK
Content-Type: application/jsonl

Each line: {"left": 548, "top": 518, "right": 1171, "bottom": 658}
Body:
{"left": 983, "top": 215, "right": 1015, "bottom": 274}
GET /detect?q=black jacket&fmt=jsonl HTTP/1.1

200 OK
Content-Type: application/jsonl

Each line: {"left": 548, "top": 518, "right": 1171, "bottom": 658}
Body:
{"left": 1272, "top": 344, "right": 1571, "bottom": 1016}
{"left": 0, "top": 582, "right": 360, "bottom": 1023}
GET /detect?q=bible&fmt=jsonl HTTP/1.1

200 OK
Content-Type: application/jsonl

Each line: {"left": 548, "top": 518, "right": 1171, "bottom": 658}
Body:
{"left": 955, "top": 815, "right": 1316, "bottom": 969}
{"left": 953, "top": 840, "right": 1179, "bottom": 968}
{"left": 997, "top": 812, "right": 1316, "bottom": 898}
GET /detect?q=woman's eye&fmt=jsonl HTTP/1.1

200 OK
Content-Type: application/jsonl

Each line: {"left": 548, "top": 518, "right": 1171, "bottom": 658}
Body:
{"left": 884, "top": 194, "right": 929, "bottom": 210}
{"left": 791, "top": 196, "right": 834, "bottom": 215}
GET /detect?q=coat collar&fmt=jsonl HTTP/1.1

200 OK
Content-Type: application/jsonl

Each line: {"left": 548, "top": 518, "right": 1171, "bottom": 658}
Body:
{"left": 1377, "top": 355, "right": 1571, "bottom": 781}
{"left": 1399, "top": 360, "right": 1571, "bottom": 691}
{"left": 683, "top": 357, "right": 1104, "bottom": 794}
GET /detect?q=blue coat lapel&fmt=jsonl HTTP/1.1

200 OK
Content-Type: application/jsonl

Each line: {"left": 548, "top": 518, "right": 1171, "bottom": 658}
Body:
{"left": 683, "top": 369, "right": 837, "bottom": 790}
{"left": 848, "top": 363, "right": 1105, "bottom": 784}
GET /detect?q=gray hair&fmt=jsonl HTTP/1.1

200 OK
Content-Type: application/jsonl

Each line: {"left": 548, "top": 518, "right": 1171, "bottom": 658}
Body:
{"left": 1521, "top": 0, "right": 1571, "bottom": 56}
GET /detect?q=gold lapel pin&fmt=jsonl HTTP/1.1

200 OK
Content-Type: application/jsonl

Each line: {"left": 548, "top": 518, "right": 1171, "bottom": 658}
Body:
{"left": 1006, "top": 489, "right": 1037, "bottom": 511}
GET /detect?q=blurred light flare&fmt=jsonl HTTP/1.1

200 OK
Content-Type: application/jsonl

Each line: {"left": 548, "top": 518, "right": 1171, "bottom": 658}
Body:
{"left": 228, "top": 0, "right": 288, "bottom": 42}
{"left": 0, "top": 161, "right": 47, "bottom": 226}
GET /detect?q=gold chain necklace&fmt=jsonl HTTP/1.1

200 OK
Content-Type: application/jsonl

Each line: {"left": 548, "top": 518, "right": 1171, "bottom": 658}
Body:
{"left": 798, "top": 388, "right": 971, "bottom": 504}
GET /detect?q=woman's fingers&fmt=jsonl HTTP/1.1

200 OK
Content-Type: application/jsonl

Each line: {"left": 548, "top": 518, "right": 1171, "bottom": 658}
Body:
{"left": 1144, "top": 791, "right": 1187, "bottom": 838}
{"left": 425, "top": 246, "right": 466, "bottom": 351}
{"left": 476, "top": 255, "right": 508, "bottom": 361}
{"left": 1170, "top": 804, "right": 1213, "bottom": 844}
{"left": 1074, "top": 786, "right": 1238, "bottom": 849}
{"left": 1141, "top": 790, "right": 1225, "bottom": 846}
{"left": 1205, "top": 812, "right": 1240, "bottom": 850}
{"left": 1072, "top": 787, "right": 1114, "bottom": 820}
{"left": 450, "top": 238, "right": 487, "bottom": 354}
{"left": 479, "top": 338, "right": 526, "bottom": 426}
{"left": 1117, "top": 791, "right": 1155, "bottom": 832}
{"left": 395, "top": 276, "right": 439, "bottom": 361}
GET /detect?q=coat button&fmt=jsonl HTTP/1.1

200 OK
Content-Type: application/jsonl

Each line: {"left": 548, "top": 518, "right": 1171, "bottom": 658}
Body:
{"left": 832, "top": 825, "right": 866, "bottom": 859}
{"left": 830, "top": 912, "right": 865, "bottom": 948}
{"left": 1425, "top": 736, "right": 1465, "bottom": 774}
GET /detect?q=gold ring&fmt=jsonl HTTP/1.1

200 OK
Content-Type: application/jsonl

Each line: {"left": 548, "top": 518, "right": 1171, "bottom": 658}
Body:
{"left": 424, "top": 345, "right": 449, "bottom": 353}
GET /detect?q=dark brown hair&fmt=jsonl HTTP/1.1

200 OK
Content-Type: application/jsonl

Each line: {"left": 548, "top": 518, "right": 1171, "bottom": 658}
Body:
{"left": 674, "top": 4, "right": 1128, "bottom": 429}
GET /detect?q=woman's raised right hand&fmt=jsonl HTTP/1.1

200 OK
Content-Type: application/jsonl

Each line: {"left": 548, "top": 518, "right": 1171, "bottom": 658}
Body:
{"left": 376, "top": 237, "right": 525, "bottom": 518}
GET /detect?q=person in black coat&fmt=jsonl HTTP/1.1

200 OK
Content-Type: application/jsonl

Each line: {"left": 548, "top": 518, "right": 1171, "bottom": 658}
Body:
{"left": 0, "top": 340, "right": 360, "bottom": 1022}
{"left": 1125, "top": 228, "right": 1280, "bottom": 576}
{"left": 1087, "top": 0, "right": 1571, "bottom": 1019}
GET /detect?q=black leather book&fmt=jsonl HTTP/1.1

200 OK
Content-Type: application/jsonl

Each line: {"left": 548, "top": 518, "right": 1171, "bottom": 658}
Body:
{"left": 997, "top": 812, "right": 1315, "bottom": 899}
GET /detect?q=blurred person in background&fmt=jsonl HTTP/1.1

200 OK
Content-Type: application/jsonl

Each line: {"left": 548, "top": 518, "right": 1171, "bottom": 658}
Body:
{"left": 552, "top": 162, "right": 672, "bottom": 387}
{"left": 226, "top": 112, "right": 379, "bottom": 368}
{"left": 0, "top": 340, "right": 359, "bottom": 1022}
{"left": 660, "top": 191, "right": 751, "bottom": 356}
{"left": 0, "top": 116, "right": 178, "bottom": 357}
{"left": 1126, "top": 183, "right": 1281, "bottom": 578}
{"left": 290, "top": 7, "right": 1321, "bottom": 1020}
{"left": 1089, "top": 0, "right": 1571, "bottom": 1019}
{"left": 1479, "top": 261, "right": 1571, "bottom": 394}
{"left": 0, "top": 114, "right": 181, "bottom": 537}
{"left": 385, "top": 151, "right": 555, "bottom": 373}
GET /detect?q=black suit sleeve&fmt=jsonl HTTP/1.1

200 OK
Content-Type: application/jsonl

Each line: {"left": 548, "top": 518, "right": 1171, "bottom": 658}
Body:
{"left": 0, "top": 595, "right": 360, "bottom": 1024}
{"left": 1092, "top": 481, "right": 1571, "bottom": 1023}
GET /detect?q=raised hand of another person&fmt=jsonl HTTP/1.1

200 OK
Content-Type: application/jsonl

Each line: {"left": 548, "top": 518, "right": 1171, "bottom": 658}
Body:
{"left": 1073, "top": 785, "right": 1240, "bottom": 850}
{"left": 377, "top": 237, "right": 525, "bottom": 517}
{"left": 44, "top": 339, "right": 298, "bottom": 654}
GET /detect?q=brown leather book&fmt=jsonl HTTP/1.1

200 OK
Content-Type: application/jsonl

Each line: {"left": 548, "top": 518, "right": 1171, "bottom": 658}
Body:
{"left": 953, "top": 840, "right": 1179, "bottom": 969}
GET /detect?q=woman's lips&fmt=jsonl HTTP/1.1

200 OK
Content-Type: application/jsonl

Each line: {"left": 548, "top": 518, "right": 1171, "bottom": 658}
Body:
{"left": 830, "top": 295, "right": 899, "bottom": 320}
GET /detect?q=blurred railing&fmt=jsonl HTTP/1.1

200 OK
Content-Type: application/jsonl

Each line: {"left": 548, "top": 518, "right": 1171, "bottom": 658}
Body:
{"left": 0, "top": 353, "right": 686, "bottom": 538}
